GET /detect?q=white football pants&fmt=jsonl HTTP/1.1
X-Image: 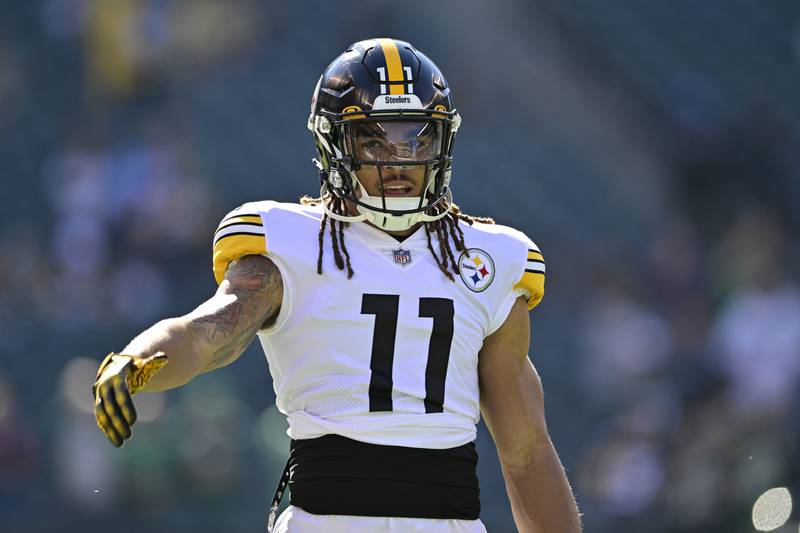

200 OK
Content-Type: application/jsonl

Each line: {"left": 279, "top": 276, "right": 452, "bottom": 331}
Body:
{"left": 273, "top": 505, "right": 488, "bottom": 533}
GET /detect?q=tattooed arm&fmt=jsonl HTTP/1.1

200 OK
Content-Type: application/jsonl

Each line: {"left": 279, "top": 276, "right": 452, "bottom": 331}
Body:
{"left": 120, "top": 255, "right": 283, "bottom": 392}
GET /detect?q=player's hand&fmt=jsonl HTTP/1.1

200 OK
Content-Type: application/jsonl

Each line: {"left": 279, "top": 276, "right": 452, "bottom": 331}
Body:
{"left": 92, "top": 352, "right": 168, "bottom": 447}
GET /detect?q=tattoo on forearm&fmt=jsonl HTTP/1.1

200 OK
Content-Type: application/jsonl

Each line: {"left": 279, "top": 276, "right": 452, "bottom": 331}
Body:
{"left": 193, "top": 255, "right": 282, "bottom": 372}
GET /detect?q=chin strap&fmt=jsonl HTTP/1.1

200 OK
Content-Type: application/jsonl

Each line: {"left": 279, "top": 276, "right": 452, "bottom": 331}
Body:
{"left": 320, "top": 183, "right": 368, "bottom": 223}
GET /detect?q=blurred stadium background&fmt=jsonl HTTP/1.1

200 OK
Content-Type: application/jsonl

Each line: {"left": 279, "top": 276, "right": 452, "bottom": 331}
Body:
{"left": 1, "top": 1, "right": 799, "bottom": 531}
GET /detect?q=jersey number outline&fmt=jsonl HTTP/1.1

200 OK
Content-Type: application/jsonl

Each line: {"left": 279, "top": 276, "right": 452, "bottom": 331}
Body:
{"left": 361, "top": 294, "right": 454, "bottom": 413}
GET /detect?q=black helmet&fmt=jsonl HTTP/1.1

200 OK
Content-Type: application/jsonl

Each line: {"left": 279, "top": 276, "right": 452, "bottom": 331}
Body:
{"left": 308, "top": 38, "right": 461, "bottom": 231}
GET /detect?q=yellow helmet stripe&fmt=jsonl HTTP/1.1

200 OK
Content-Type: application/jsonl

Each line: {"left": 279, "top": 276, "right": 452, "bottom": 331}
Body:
{"left": 377, "top": 38, "right": 405, "bottom": 95}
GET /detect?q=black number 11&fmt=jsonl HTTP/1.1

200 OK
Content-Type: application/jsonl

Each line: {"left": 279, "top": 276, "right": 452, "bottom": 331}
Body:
{"left": 361, "top": 294, "right": 454, "bottom": 413}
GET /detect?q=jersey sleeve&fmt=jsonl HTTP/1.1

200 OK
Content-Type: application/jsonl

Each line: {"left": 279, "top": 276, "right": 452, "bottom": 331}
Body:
{"left": 211, "top": 204, "right": 267, "bottom": 284}
{"left": 513, "top": 242, "right": 546, "bottom": 310}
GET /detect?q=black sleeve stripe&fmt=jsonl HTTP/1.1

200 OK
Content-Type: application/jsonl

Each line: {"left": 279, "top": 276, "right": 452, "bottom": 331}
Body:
{"left": 527, "top": 247, "right": 541, "bottom": 253}
{"left": 213, "top": 231, "right": 266, "bottom": 245}
{"left": 526, "top": 259, "right": 545, "bottom": 266}
{"left": 524, "top": 268, "right": 545, "bottom": 274}
{"left": 221, "top": 212, "right": 261, "bottom": 224}
{"left": 217, "top": 220, "right": 263, "bottom": 231}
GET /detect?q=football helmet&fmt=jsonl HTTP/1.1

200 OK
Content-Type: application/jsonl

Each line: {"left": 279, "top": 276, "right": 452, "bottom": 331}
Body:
{"left": 308, "top": 38, "right": 461, "bottom": 231}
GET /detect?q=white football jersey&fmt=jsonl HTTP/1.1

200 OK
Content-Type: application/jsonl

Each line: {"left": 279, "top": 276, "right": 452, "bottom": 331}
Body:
{"left": 212, "top": 201, "right": 545, "bottom": 449}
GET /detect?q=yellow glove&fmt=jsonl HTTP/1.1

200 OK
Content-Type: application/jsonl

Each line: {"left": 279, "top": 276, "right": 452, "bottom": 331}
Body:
{"left": 92, "top": 352, "right": 168, "bottom": 447}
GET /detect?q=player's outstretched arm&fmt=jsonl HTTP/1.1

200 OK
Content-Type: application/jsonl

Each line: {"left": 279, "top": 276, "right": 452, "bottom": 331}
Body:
{"left": 127, "top": 254, "right": 283, "bottom": 389}
{"left": 93, "top": 254, "right": 282, "bottom": 447}
{"left": 479, "top": 297, "right": 582, "bottom": 533}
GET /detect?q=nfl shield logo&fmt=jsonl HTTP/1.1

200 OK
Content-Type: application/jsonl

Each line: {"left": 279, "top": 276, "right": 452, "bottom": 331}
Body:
{"left": 393, "top": 249, "right": 412, "bottom": 265}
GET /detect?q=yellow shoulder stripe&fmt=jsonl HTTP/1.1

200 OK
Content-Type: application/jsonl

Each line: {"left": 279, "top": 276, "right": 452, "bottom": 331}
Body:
{"left": 527, "top": 250, "right": 544, "bottom": 262}
{"left": 217, "top": 215, "right": 262, "bottom": 230}
{"left": 514, "top": 271, "right": 545, "bottom": 310}
{"left": 212, "top": 233, "right": 267, "bottom": 284}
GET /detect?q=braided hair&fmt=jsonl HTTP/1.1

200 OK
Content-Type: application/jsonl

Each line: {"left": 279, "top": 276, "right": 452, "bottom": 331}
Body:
{"left": 300, "top": 194, "right": 494, "bottom": 280}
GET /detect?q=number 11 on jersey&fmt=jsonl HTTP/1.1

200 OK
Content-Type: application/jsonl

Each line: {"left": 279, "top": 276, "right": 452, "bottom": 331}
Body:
{"left": 361, "top": 294, "right": 455, "bottom": 414}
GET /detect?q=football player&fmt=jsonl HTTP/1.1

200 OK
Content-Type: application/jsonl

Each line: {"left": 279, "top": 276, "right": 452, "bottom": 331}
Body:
{"left": 93, "top": 38, "right": 582, "bottom": 533}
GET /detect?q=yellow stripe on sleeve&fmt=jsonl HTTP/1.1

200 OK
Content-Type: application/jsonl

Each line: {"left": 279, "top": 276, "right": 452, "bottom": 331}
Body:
{"left": 217, "top": 215, "right": 263, "bottom": 230}
{"left": 377, "top": 38, "right": 405, "bottom": 95}
{"left": 514, "top": 271, "right": 545, "bottom": 310}
{"left": 527, "top": 250, "right": 544, "bottom": 262}
{"left": 212, "top": 233, "right": 267, "bottom": 284}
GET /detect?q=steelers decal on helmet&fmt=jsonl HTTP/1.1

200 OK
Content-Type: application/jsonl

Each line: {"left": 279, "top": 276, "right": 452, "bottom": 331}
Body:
{"left": 372, "top": 93, "right": 424, "bottom": 110}
{"left": 458, "top": 248, "right": 495, "bottom": 292}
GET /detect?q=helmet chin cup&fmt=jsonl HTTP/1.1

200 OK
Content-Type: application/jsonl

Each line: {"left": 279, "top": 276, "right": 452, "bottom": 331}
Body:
{"left": 353, "top": 177, "right": 450, "bottom": 232}
{"left": 357, "top": 197, "right": 423, "bottom": 231}
{"left": 319, "top": 181, "right": 452, "bottom": 231}
{"left": 364, "top": 197, "right": 451, "bottom": 231}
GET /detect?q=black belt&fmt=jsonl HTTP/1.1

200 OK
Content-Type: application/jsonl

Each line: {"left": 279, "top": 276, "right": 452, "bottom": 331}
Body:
{"left": 267, "top": 434, "right": 480, "bottom": 529}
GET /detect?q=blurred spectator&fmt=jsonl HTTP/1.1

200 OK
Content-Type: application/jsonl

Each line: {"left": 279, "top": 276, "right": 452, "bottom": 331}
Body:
{"left": 108, "top": 117, "right": 215, "bottom": 254}
{"left": 662, "top": 382, "right": 795, "bottom": 533}
{"left": 54, "top": 358, "right": 118, "bottom": 512}
{"left": 41, "top": 0, "right": 88, "bottom": 41}
{"left": 578, "top": 279, "right": 674, "bottom": 407}
{"left": 577, "top": 378, "right": 680, "bottom": 522}
{"left": 41, "top": 116, "right": 214, "bottom": 329}
{"left": 709, "top": 210, "right": 800, "bottom": 417}
{"left": 579, "top": 434, "right": 665, "bottom": 517}
{"left": 0, "top": 43, "right": 27, "bottom": 127}
{"left": 109, "top": 257, "right": 169, "bottom": 325}
{"left": 645, "top": 217, "right": 712, "bottom": 357}
{"left": 0, "top": 227, "right": 53, "bottom": 346}
{"left": 82, "top": 0, "right": 263, "bottom": 97}
{"left": 172, "top": 376, "right": 253, "bottom": 503}
{"left": 0, "top": 373, "right": 40, "bottom": 494}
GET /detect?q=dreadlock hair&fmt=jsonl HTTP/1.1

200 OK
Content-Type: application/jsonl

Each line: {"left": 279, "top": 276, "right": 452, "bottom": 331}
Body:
{"left": 300, "top": 194, "right": 494, "bottom": 281}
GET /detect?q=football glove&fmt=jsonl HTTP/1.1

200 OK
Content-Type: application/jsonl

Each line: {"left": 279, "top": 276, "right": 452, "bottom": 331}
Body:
{"left": 92, "top": 351, "right": 168, "bottom": 447}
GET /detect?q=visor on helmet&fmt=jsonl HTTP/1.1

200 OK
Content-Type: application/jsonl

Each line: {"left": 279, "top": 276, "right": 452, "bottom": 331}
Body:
{"left": 349, "top": 121, "right": 443, "bottom": 164}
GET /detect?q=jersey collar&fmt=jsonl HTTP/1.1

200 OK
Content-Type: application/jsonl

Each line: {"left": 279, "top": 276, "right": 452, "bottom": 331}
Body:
{"left": 347, "top": 219, "right": 429, "bottom": 248}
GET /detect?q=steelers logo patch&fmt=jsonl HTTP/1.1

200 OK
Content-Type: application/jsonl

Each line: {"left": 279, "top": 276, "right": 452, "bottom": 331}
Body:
{"left": 458, "top": 248, "right": 495, "bottom": 292}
